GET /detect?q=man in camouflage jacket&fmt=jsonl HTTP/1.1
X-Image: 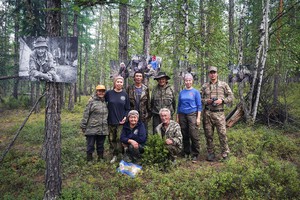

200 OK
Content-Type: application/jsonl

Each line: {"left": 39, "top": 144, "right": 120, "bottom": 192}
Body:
{"left": 126, "top": 71, "right": 151, "bottom": 129}
{"left": 80, "top": 85, "right": 108, "bottom": 162}
{"left": 151, "top": 72, "right": 176, "bottom": 134}
{"left": 156, "top": 108, "right": 183, "bottom": 162}
{"left": 201, "top": 66, "right": 234, "bottom": 161}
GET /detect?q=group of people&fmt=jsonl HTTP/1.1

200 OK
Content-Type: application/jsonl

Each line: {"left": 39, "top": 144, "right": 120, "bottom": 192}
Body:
{"left": 80, "top": 66, "right": 234, "bottom": 164}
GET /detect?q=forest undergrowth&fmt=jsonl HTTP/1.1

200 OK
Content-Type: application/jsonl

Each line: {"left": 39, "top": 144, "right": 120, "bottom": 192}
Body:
{"left": 0, "top": 85, "right": 300, "bottom": 200}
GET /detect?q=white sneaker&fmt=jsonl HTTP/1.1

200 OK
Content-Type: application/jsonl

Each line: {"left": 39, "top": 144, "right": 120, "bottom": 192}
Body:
{"left": 110, "top": 156, "right": 117, "bottom": 164}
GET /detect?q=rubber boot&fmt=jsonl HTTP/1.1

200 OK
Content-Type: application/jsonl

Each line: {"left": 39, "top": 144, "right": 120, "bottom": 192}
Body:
{"left": 97, "top": 152, "right": 104, "bottom": 162}
{"left": 87, "top": 153, "right": 93, "bottom": 162}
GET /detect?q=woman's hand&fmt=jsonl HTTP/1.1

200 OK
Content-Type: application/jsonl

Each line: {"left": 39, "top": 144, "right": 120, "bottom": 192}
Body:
{"left": 120, "top": 117, "right": 126, "bottom": 124}
{"left": 196, "top": 118, "right": 201, "bottom": 126}
{"left": 129, "top": 139, "right": 139, "bottom": 149}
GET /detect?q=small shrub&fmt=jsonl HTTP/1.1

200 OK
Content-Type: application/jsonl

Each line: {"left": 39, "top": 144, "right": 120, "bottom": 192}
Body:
{"left": 142, "top": 134, "right": 170, "bottom": 170}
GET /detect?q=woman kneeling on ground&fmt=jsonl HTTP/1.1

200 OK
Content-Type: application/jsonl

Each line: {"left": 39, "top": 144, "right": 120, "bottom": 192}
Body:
{"left": 120, "top": 110, "right": 147, "bottom": 163}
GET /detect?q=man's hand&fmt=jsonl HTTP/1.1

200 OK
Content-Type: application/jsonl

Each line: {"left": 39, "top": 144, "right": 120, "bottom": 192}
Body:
{"left": 214, "top": 99, "right": 223, "bottom": 106}
{"left": 81, "top": 128, "right": 86, "bottom": 133}
{"left": 207, "top": 99, "right": 213, "bottom": 105}
{"left": 166, "top": 138, "right": 173, "bottom": 145}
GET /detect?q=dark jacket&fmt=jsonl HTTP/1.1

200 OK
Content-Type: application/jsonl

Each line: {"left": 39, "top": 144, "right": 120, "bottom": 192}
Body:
{"left": 126, "top": 84, "right": 152, "bottom": 122}
{"left": 120, "top": 121, "right": 147, "bottom": 145}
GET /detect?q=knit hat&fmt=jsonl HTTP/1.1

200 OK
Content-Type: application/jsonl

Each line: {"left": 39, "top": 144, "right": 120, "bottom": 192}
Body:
{"left": 128, "top": 110, "right": 139, "bottom": 118}
{"left": 114, "top": 75, "right": 124, "bottom": 84}
{"left": 184, "top": 73, "right": 193, "bottom": 80}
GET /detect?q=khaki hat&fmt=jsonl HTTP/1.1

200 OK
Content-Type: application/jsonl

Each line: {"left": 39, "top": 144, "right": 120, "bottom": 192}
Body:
{"left": 34, "top": 37, "right": 48, "bottom": 48}
{"left": 96, "top": 85, "right": 106, "bottom": 90}
{"left": 208, "top": 66, "right": 218, "bottom": 72}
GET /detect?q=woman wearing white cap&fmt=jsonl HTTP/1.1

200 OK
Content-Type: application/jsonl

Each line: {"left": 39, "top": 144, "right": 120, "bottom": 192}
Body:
{"left": 105, "top": 75, "right": 130, "bottom": 164}
{"left": 120, "top": 110, "right": 146, "bottom": 163}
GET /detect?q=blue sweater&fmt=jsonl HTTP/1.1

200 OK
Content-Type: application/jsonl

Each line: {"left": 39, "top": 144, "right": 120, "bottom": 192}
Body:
{"left": 177, "top": 88, "right": 202, "bottom": 114}
{"left": 120, "top": 121, "right": 147, "bottom": 145}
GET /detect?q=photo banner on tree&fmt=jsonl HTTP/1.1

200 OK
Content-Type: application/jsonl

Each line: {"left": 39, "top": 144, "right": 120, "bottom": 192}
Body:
{"left": 19, "top": 36, "right": 78, "bottom": 83}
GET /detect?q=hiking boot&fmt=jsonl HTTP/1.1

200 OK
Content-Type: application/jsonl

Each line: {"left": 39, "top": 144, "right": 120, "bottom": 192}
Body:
{"left": 184, "top": 154, "right": 190, "bottom": 161}
{"left": 110, "top": 156, "right": 117, "bottom": 164}
{"left": 97, "top": 153, "right": 104, "bottom": 162}
{"left": 192, "top": 156, "right": 198, "bottom": 163}
{"left": 222, "top": 156, "right": 229, "bottom": 162}
{"left": 87, "top": 153, "right": 93, "bottom": 162}
{"left": 206, "top": 153, "right": 215, "bottom": 162}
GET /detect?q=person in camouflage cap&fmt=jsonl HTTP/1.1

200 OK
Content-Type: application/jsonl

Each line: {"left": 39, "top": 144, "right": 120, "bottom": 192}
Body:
{"left": 156, "top": 108, "right": 183, "bottom": 162}
{"left": 201, "top": 66, "right": 234, "bottom": 161}
{"left": 80, "top": 85, "right": 108, "bottom": 162}
{"left": 151, "top": 72, "right": 176, "bottom": 134}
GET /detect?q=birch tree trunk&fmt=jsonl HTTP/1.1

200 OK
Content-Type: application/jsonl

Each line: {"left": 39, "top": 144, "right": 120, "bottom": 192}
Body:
{"left": 249, "top": 19, "right": 264, "bottom": 113}
{"left": 252, "top": 0, "right": 270, "bottom": 122}
{"left": 44, "top": 0, "right": 62, "bottom": 199}
{"left": 237, "top": 5, "right": 251, "bottom": 121}
{"left": 228, "top": 0, "right": 235, "bottom": 64}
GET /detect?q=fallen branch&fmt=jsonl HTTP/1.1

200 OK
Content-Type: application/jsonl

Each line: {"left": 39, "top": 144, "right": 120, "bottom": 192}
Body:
{"left": 0, "top": 92, "right": 46, "bottom": 164}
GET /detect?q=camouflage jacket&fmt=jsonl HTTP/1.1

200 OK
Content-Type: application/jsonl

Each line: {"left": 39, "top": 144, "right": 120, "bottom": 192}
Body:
{"left": 151, "top": 83, "right": 176, "bottom": 115}
{"left": 201, "top": 80, "right": 234, "bottom": 110}
{"left": 29, "top": 51, "right": 57, "bottom": 81}
{"left": 80, "top": 95, "right": 108, "bottom": 136}
{"left": 156, "top": 120, "right": 183, "bottom": 150}
{"left": 126, "top": 84, "right": 152, "bottom": 122}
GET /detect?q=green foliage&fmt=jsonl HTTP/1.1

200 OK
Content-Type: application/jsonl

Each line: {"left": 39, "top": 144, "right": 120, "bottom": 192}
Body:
{"left": 1, "top": 107, "right": 300, "bottom": 199}
{"left": 1, "top": 95, "right": 31, "bottom": 109}
{"left": 142, "top": 134, "right": 171, "bottom": 170}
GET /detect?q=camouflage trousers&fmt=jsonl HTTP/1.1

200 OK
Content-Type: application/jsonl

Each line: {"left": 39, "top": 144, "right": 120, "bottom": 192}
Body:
{"left": 108, "top": 125, "right": 123, "bottom": 156}
{"left": 166, "top": 144, "right": 181, "bottom": 161}
{"left": 202, "top": 110, "right": 230, "bottom": 157}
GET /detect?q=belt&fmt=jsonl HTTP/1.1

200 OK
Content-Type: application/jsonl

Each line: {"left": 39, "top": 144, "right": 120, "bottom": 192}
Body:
{"left": 205, "top": 107, "right": 224, "bottom": 112}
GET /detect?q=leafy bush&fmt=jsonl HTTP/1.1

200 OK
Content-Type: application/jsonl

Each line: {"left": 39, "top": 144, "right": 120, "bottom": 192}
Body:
{"left": 142, "top": 134, "right": 171, "bottom": 170}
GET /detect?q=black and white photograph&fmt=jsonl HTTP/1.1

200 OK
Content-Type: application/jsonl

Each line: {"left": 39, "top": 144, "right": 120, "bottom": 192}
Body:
{"left": 19, "top": 36, "right": 78, "bottom": 83}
